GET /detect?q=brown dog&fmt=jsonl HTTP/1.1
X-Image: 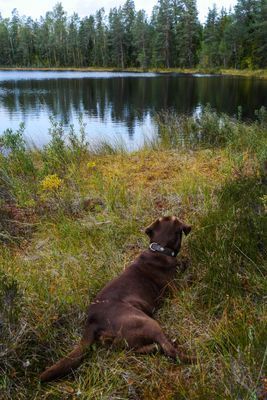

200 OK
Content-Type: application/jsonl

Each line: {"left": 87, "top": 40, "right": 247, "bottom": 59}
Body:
{"left": 40, "top": 216, "right": 192, "bottom": 382}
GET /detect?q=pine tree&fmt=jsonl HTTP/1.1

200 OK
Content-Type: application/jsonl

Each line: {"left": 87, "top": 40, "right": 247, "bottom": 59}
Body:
{"left": 176, "top": 0, "right": 201, "bottom": 67}
{"left": 68, "top": 13, "right": 81, "bottom": 66}
{"left": 0, "top": 14, "right": 12, "bottom": 65}
{"left": 79, "top": 16, "right": 96, "bottom": 67}
{"left": 234, "top": 0, "right": 261, "bottom": 68}
{"left": 217, "top": 9, "right": 232, "bottom": 67}
{"left": 9, "top": 9, "right": 21, "bottom": 65}
{"left": 122, "top": 0, "right": 136, "bottom": 67}
{"left": 51, "top": 3, "right": 68, "bottom": 66}
{"left": 254, "top": 0, "right": 267, "bottom": 67}
{"left": 201, "top": 5, "right": 220, "bottom": 67}
{"left": 94, "top": 8, "right": 108, "bottom": 67}
{"left": 133, "top": 10, "right": 150, "bottom": 68}
{"left": 152, "top": 0, "right": 174, "bottom": 68}
{"left": 108, "top": 7, "right": 125, "bottom": 68}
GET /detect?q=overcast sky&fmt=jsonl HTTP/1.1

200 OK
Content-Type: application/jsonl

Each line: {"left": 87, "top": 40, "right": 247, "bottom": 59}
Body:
{"left": 0, "top": 0, "right": 237, "bottom": 23}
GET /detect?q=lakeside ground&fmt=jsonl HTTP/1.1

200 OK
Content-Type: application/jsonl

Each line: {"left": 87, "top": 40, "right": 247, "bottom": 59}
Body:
{"left": 0, "top": 110, "right": 266, "bottom": 399}
{"left": 1, "top": 67, "right": 267, "bottom": 79}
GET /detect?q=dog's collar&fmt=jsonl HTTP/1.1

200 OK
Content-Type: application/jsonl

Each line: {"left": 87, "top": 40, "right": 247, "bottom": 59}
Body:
{"left": 149, "top": 242, "right": 178, "bottom": 257}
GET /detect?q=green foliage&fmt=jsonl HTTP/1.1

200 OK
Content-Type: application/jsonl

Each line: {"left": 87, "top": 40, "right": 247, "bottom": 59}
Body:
{"left": 108, "top": 7, "right": 126, "bottom": 68}
{"left": 0, "top": 124, "right": 37, "bottom": 204}
{"left": 155, "top": 105, "right": 266, "bottom": 148}
{"left": 42, "top": 116, "right": 89, "bottom": 176}
{"left": 0, "top": 124, "right": 26, "bottom": 152}
{"left": 200, "top": 0, "right": 267, "bottom": 69}
{"left": 132, "top": 10, "right": 150, "bottom": 68}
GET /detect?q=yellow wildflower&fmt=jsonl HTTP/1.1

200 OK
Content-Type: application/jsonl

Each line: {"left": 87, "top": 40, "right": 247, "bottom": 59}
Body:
{"left": 41, "top": 174, "right": 62, "bottom": 191}
{"left": 87, "top": 161, "right": 96, "bottom": 169}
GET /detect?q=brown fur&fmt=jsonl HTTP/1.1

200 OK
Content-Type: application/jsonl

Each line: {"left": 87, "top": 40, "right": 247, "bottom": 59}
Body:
{"left": 40, "top": 216, "right": 192, "bottom": 382}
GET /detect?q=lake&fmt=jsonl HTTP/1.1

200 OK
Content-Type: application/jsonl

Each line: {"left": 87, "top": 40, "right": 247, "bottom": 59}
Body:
{"left": 0, "top": 71, "right": 266, "bottom": 148}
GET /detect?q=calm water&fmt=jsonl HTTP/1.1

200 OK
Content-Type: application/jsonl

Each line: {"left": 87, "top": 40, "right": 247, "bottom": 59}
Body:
{"left": 0, "top": 71, "right": 266, "bottom": 148}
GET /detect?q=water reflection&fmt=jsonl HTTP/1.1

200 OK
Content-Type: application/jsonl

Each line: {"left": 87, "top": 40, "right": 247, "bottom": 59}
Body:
{"left": 0, "top": 72, "right": 266, "bottom": 147}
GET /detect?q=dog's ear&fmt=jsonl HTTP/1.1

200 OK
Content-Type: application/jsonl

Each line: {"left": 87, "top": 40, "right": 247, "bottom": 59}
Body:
{"left": 145, "top": 219, "right": 159, "bottom": 238}
{"left": 182, "top": 224, "right": 192, "bottom": 236}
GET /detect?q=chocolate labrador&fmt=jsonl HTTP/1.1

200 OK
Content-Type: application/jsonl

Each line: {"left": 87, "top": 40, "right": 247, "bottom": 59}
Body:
{"left": 40, "top": 216, "right": 192, "bottom": 382}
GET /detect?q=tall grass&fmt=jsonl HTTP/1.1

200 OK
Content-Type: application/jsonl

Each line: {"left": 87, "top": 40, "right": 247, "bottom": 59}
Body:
{"left": 0, "top": 108, "right": 266, "bottom": 399}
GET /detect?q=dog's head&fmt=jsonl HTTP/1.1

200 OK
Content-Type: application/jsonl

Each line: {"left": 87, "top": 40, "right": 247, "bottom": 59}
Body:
{"left": 145, "top": 216, "right": 191, "bottom": 254}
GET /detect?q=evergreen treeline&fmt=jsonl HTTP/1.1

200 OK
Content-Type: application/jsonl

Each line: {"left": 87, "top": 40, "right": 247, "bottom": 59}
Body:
{"left": 0, "top": 0, "right": 266, "bottom": 69}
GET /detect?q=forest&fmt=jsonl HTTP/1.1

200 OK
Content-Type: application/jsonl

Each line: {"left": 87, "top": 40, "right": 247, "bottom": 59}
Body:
{"left": 0, "top": 0, "right": 266, "bottom": 70}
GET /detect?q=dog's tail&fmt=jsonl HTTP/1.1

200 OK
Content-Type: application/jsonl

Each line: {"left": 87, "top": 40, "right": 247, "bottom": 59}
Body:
{"left": 40, "top": 327, "right": 95, "bottom": 383}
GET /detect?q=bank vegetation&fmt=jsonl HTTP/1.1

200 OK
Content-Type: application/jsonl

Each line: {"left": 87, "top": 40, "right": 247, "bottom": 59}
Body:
{"left": 0, "top": 108, "right": 266, "bottom": 399}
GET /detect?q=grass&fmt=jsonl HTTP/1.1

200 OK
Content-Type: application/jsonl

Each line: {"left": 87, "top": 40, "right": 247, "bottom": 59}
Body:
{"left": 0, "top": 109, "right": 266, "bottom": 399}
{"left": 1, "top": 66, "right": 267, "bottom": 79}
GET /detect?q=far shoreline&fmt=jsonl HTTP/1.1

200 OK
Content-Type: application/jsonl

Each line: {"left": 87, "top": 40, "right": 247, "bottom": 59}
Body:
{"left": 0, "top": 67, "right": 266, "bottom": 79}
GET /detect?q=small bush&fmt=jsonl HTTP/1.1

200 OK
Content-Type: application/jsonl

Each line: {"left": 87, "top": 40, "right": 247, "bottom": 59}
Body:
{"left": 42, "top": 115, "right": 89, "bottom": 176}
{"left": 0, "top": 124, "right": 38, "bottom": 206}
